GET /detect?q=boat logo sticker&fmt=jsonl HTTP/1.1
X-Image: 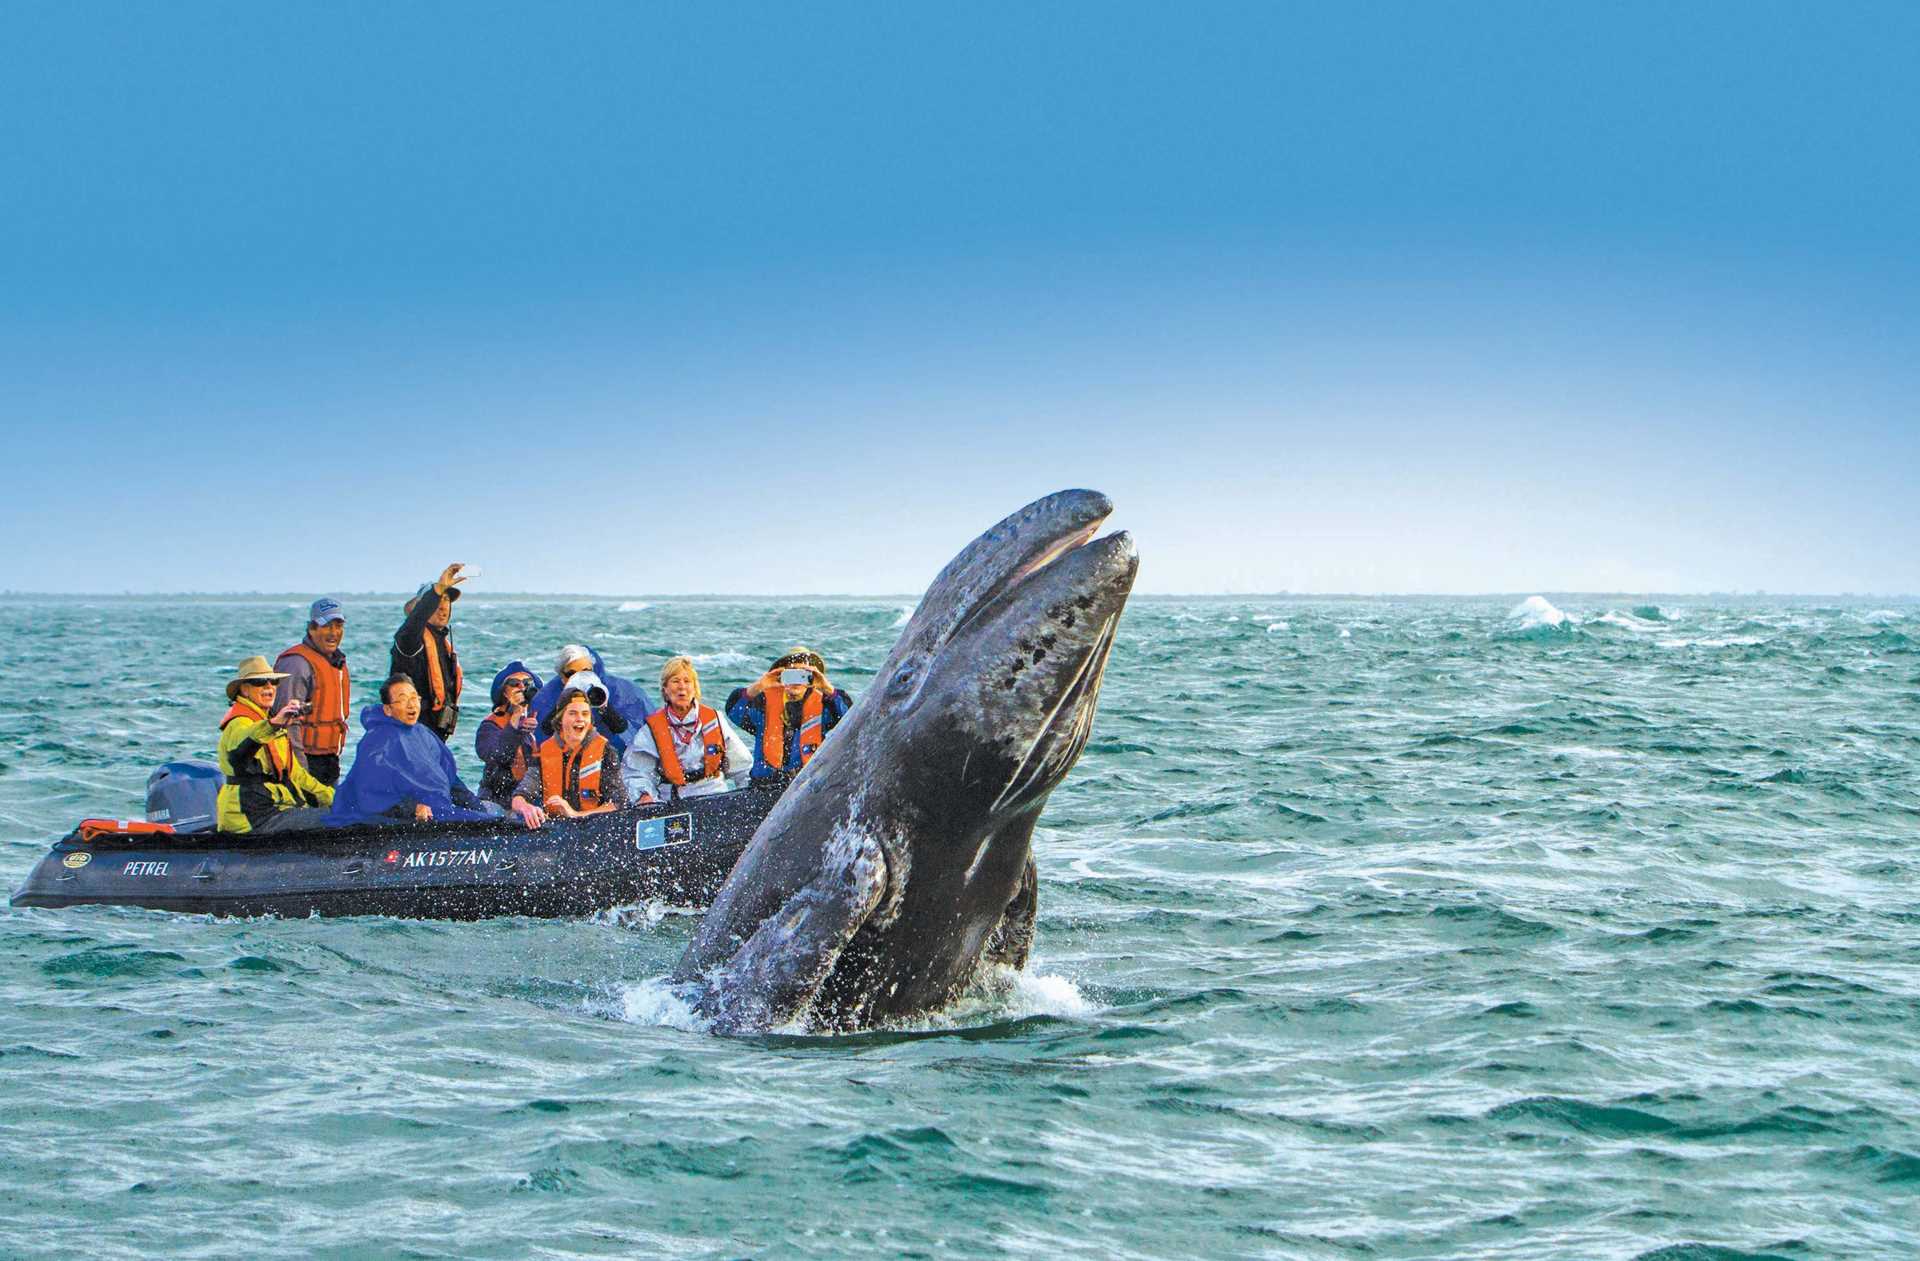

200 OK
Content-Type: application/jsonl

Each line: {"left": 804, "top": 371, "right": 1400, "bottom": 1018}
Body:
{"left": 636, "top": 813, "right": 693, "bottom": 851}
{"left": 63, "top": 852, "right": 92, "bottom": 869}
{"left": 384, "top": 850, "right": 401, "bottom": 864}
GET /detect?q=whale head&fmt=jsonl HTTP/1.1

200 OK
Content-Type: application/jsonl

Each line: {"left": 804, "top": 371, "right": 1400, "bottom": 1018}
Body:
{"left": 855, "top": 488, "right": 1137, "bottom": 833}
{"left": 675, "top": 489, "right": 1136, "bottom": 1030}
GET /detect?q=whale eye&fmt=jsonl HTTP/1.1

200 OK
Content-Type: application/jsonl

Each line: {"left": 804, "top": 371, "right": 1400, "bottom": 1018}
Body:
{"left": 887, "top": 661, "right": 919, "bottom": 697}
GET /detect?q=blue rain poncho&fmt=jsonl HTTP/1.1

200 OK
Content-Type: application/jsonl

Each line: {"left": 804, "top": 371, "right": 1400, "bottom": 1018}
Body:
{"left": 325, "top": 705, "right": 497, "bottom": 827}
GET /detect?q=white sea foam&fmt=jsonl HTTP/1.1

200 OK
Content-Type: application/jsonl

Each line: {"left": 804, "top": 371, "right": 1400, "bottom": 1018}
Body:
{"left": 1861, "top": 609, "right": 1906, "bottom": 625}
{"left": 1508, "top": 595, "right": 1572, "bottom": 631}
{"left": 692, "top": 649, "right": 754, "bottom": 670}
{"left": 1595, "top": 610, "right": 1662, "bottom": 633}
{"left": 1266, "top": 621, "right": 1290, "bottom": 633}
{"left": 617, "top": 601, "right": 652, "bottom": 613}
{"left": 889, "top": 604, "right": 915, "bottom": 628}
{"left": 1002, "top": 968, "right": 1094, "bottom": 1019}
{"left": 1338, "top": 627, "right": 1352, "bottom": 639}
{"left": 1656, "top": 635, "right": 1767, "bottom": 649}
{"left": 612, "top": 978, "right": 707, "bottom": 1031}
{"left": 1226, "top": 616, "right": 1240, "bottom": 623}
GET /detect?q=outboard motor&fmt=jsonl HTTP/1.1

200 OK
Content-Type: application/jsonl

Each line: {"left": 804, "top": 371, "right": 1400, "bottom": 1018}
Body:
{"left": 146, "top": 761, "right": 223, "bottom": 834}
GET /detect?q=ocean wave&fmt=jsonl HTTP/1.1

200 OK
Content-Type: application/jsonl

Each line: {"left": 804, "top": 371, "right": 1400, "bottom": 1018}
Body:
{"left": 1500, "top": 596, "right": 1577, "bottom": 639}
{"left": 1656, "top": 635, "right": 1767, "bottom": 649}
{"left": 890, "top": 605, "right": 915, "bottom": 628}
{"left": 691, "top": 649, "right": 754, "bottom": 670}
{"left": 1596, "top": 610, "right": 1664, "bottom": 633}
{"left": 1266, "top": 621, "right": 1289, "bottom": 633}
{"left": 617, "top": 601, "right": 652, "bottom": 613}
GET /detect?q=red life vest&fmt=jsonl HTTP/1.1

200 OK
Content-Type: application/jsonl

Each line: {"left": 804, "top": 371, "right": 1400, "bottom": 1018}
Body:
{"left": 484, "top": 711, "right": 531, "bottom": 784}
{"left": 282, "top": 641, "right": 351, "bottom": 756}
{"left": 537, "top": 732, "right": 608, "bottom": 811}
{"left": 220, "top": 699, "right": 293, "bottom": 779}
{"left": 759, "top": 689, "right": 825, "bottom": 772}
{"left": 422, "top": 628, "right": 463, "bottom": 714}
{"left": 645, "top": 705, "right": 725, "bottom": 789}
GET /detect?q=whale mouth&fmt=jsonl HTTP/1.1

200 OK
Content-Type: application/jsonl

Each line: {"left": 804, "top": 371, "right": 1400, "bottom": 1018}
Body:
{"left": 990, "top": 608, "right": 1121, "bottom": 813}
{"left": 1008, "top": 519, "right": 1103, "bottom": 589}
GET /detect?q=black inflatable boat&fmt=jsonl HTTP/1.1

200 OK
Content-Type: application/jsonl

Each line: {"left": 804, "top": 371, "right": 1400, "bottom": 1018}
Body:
{"left": 10, "top": 784, "right": 779, "bottom": 920}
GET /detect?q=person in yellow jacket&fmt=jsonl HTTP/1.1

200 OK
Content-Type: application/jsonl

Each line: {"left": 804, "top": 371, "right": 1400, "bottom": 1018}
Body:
{"left": 216, "top": 656, "right": 336, "bottom": 834}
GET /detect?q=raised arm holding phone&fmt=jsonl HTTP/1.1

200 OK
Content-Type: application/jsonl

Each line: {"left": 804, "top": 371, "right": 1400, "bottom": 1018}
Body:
{"left": 724, "top": 647, "right": 854, "bottom": 784}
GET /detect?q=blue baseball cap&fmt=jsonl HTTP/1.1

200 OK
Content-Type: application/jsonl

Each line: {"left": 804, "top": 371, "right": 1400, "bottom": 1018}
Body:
{"left": 309, "top": 597, "right": 346, "bottom": 625}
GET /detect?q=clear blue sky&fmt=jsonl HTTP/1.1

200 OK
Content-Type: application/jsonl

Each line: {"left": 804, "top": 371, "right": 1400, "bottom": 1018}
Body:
{"left": 3, "top": 3, "right": 1915, "bottom": 595}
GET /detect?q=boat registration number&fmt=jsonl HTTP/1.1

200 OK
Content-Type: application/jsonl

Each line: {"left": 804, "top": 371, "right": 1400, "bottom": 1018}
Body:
{"left": 635, "top": 813, "right": 693, "bottom": 851}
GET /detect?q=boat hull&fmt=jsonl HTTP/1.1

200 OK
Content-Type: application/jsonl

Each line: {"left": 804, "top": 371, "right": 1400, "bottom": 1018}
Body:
{"left": 9, "top": 786, "right": 779, "bottom": 920}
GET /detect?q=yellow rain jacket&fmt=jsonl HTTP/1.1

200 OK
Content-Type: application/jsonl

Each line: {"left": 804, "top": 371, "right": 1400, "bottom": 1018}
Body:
{"left": 216, "top": 697, "right": 335, "bottom": 833}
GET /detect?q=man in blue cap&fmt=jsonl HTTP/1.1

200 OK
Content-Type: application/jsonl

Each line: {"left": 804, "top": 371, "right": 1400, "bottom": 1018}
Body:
{"left": 273, "top": 597, "right": 352, "bottom": 786}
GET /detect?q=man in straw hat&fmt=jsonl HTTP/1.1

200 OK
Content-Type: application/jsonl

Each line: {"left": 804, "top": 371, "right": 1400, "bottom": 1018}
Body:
{"left": 215, "top": 655, "right": 336, "bottom": 834}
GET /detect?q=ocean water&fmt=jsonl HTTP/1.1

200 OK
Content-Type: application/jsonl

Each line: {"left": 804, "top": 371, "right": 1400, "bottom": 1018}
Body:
{"left": 3, "top": 594, "right": 1918, "bottom": 1260}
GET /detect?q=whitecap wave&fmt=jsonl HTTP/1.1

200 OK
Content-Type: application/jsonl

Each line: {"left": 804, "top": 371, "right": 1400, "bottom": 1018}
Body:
{"left": 889, "top": 604, "right": 915, "bottom": 628}
{"left": 1656, "top": 635, "right": 1766, "bottom": 649}
{"left": 617, "top": 601, "right": 652, "bottom": 613}
{"left": 1860, "top": 609, "right": 1906, "bottom": 625}
{"left": 691, "top": 649, "right": 754, "bottom": 670}
{"left": 1338, "top": 627, "right": 1352, "bottom": 639}
{"left": 1595, "top": 610, "right": 1662, "bottom": 633}
{"left": 1501, "top": 596, "right": 1579, "bottom": 639}
{"left": 1266, "top": 621, "right": 1290, "bottom": 633}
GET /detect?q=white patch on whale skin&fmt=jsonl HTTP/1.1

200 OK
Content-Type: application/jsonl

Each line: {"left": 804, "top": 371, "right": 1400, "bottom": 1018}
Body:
{"left": 827, "top": 804, "right": 908, "bottom": 930}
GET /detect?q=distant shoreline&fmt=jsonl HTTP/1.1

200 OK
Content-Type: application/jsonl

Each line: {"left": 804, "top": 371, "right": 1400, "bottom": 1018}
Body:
{"left": 2, "top": 591, "right": 1913, "bottom": 603}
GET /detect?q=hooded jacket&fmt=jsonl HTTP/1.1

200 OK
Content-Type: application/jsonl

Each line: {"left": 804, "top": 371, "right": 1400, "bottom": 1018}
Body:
{"left": 474, "top": 661, "right": 543, "bottom": 807}
{"left": 529, "top": 646, "right": 653, "bottom": 755}
{"left": 325, "top": 705, "right": 493, "bottom": 827}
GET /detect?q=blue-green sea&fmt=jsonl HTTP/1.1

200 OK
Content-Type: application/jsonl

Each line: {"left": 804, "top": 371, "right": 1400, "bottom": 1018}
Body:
{"left": 3, "top": 594, "right": 1918, "bottom": 1260}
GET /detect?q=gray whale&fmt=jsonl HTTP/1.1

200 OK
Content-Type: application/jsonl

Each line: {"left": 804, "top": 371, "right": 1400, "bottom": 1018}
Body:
{"left": 672, "top": 489, "right": 1138, "bottom": 1032}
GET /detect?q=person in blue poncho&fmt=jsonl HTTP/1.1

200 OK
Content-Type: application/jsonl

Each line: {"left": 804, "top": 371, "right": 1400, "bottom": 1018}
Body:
{"left": 529, "top": 644, "right": 653, "bottom": 754}
{"left": 326, "top": 676, "right": 508, "bottom": 827}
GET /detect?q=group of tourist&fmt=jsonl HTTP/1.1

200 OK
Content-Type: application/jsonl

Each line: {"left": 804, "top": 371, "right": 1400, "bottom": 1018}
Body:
{"left": 215, "top": 563, "right": 853, "bottom": 834}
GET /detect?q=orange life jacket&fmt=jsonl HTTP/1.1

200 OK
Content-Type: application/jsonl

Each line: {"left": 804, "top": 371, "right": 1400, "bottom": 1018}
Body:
{"left": 537, "top": 732, "right": 608, "bottom": 811}
{"left": 79, "top": 818, "right": 177, "bottom": 842}
{"left": 645, "top": 705, "right": 725, "bottom": 789}
{"left": 759, "top": 689, "right": 825, "bottom": 772}
{"left": 422, "top": 628, "right": 463, "bottom": 713}
{"left": 221, "top": 699, "right": 293, "bottom": 778}
{"left": 283, "top": 641, "right": 351, "bottom": 756}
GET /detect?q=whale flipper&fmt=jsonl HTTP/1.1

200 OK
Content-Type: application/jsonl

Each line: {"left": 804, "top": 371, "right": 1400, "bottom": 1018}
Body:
{"left": 691, "top": 829, "right": 888, "bottom": 1033}
{"left": 982, "top": 856, "right": 1038, "bottom": 972}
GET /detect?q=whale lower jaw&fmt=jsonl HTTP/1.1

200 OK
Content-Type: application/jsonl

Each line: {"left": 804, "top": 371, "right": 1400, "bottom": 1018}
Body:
{"left": 991, "top": 611, "right": 1120, "bottom": 814}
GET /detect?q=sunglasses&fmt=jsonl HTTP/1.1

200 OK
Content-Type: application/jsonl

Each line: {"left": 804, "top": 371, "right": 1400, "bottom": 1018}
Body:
{"left": 506, "top": 679, "right": 532, "bottom": 691}
{"left": 245, "top": 680, "right": 277, "bottom": 689}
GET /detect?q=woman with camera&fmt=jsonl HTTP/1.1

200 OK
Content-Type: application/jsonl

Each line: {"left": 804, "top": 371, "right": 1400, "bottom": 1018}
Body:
{"left": 724, "top": 647, "right": 854, "bottom": 784}
{"left": 474, "top": 661, "right": 543, "bottom": 809}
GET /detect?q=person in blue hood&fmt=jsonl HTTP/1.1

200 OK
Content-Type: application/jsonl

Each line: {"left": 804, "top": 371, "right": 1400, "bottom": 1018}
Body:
{"left": 474, "top": 661, "right": 543, "bottom": 808}
{"left": 326, "top": 676, "right": 507, "bottom": 827}
{"left": 530, "top": 644, "right": 652, "bottom": 754}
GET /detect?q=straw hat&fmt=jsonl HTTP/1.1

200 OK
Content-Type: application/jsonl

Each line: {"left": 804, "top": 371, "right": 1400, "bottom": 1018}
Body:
{"left": 226, "top": 655, "right": 288, "bottom": 701}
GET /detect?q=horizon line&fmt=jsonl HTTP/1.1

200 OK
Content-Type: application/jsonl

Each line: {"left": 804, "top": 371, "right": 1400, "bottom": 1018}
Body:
{"left": 2, "top": 590, "right": 1914, "bottom": 603}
